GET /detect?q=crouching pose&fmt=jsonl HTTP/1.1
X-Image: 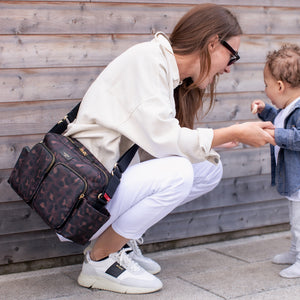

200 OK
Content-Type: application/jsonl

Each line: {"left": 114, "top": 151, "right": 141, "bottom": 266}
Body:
{"left": 64, "top": 4, "right": 274, "bottom": 294}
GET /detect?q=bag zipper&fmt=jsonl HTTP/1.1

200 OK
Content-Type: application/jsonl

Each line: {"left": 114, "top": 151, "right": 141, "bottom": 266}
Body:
{"left": 58, "top": 162, "right": 88, "bottom": 201}
{"left": 29, "top": 143, "right": 56, "bottom": 203}
{"left": 65, "top": 136, "right": 109, "bottom": 184}
{"left": 41, "top": 142, "right": 56, "bottom": 174}
{"left": 54, "top": 163, "right": 88, "bottom": 227}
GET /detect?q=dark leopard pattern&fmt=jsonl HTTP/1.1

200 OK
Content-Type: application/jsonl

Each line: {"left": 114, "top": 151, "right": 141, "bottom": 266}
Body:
{"left": 8, "top": 133, "right": 112, "bottom": 245}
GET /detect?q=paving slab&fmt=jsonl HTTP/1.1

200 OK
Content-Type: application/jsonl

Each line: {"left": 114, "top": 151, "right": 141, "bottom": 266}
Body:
{"left": 57, "top": 277, "right": 224, "bottom": 300}
{"left": 0, "top": 265, "right": 84, "bottom": 300}
{"left": 236, "top": 285, "right": 300, "bottom": 300}
{"left": 152, "top": 246, "right": 246, "bottom": 279}
{"left": 181, "top": 261, "right": 300, "bottom": 299}
{"left": 207, "top": 231, "right": 291, "bottom": 263}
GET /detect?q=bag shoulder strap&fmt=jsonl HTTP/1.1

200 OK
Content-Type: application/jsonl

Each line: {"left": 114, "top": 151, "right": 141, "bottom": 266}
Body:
{"left": 101, "top": 143, "right": 139, "bottom": 203}
{"left": 116, "top": 143, "right": 139, "bottom": 172}
{"left": 48, "top": 102, "right": 81, "bottom": 134}
{"left": 49, "top": 101, "right": 139, "bottom": 164}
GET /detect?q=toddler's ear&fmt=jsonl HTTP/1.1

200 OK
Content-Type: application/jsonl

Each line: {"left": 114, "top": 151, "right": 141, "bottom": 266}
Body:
{"left": 278, "top": 80, "right": 285, "bottom": 92}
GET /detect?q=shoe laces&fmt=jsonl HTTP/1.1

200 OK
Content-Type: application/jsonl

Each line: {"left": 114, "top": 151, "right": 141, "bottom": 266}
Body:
{"left": 112, "top": 248, "right": 141, "bottom": 272}
{"left": 128, "top": 238, "right": 143, "bottom": 256}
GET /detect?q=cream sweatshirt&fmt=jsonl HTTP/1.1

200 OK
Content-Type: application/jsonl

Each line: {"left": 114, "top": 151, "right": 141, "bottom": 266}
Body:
{"left": 64, "top": 32, "right": 220, "bottom": 171}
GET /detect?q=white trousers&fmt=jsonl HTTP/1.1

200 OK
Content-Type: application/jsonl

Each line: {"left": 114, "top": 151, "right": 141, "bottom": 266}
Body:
{"left": 91, "top": 156, "right": 223, "bottom": 241}
{"left": 289, "top": 201, "right": 300, "bottom": 260}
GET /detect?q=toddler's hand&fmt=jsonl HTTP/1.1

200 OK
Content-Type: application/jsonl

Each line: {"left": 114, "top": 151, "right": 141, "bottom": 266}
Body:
{"left": 264, "top": 128, "right": 275, "bottom": 140}
{"left": 251, "top": 99, "right": 265, "bottom": 114}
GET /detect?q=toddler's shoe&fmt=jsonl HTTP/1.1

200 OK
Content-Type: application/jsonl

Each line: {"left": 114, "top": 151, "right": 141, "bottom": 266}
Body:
{"left": 279, "top": 261, "right": 300, "bottom": 278}
{"left": 78, "top": 249, "right": 162, "bottom": 294}
{"left": 272, "top": 251, "right": 297, "bottom": 265}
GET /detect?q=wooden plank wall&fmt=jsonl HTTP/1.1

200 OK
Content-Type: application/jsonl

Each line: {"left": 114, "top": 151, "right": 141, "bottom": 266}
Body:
{"left": 1, "top": 0, "right": 299, "bottom": 273}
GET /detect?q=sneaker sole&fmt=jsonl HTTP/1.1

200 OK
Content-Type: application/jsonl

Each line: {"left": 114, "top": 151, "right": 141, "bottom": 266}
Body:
{"left": 272, "top": 260, "right": 295, "bottom": 265}
{"left": 77, "top": 273, "right": 162, "bottom": 294}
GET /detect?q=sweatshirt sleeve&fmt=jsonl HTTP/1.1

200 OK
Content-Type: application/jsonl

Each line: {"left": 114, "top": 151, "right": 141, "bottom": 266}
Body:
{"left": 119, "top": 95, "right": 219, "bottom": 164}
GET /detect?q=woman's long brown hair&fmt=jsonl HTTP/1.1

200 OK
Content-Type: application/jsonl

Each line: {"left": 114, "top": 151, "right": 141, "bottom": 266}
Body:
{"left": 170, "top": 4, "right": 242, "bottom": 129}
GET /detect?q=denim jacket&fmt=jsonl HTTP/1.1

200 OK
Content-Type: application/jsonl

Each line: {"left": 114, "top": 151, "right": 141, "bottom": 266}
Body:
{"left": 258, "top": 99, "right": 300, "bottom": 196}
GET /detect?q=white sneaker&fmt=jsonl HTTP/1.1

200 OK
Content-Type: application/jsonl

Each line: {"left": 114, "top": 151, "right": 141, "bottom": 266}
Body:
{"left": 83, "top": 238, "right": 161, "bottom": 275}
{"left": 127, "top": 239, "right": 161, "bottom": 275}
{"left": 272, "top": 251, "right": 297, "bottom": 265}
{"left": 280, "top": 261, "right": 300, "bottom": 278}
{"left": 78, "top": 249, "right": 162, "bottom": 294}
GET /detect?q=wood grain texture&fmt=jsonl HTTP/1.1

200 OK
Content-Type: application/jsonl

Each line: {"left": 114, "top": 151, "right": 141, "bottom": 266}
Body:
{"left": 1, "top": 1, "right": 297, "bottom": 268}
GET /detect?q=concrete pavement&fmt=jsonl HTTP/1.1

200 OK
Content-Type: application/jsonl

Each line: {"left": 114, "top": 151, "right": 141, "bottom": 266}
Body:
{"left": 1, "top": 231, "right": 300, "bottom": 300}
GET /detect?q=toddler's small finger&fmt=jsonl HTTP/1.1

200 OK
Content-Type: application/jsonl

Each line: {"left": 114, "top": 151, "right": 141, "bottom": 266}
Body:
{"left": 251, "top": 103, "right": 258, "bottom": 114}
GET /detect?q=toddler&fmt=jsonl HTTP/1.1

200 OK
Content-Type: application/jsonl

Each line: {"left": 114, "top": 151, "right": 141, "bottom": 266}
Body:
{"left": 251, "top": 44, "right": 300, "bottom": 278}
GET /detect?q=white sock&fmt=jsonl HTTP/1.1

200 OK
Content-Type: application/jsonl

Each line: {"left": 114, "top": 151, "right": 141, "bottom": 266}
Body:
{"left": 272, "top": 251, "right": 297, "bottom": 265}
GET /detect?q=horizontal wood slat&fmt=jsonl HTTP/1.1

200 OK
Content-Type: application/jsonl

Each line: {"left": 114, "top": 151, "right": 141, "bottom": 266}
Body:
{"left": 0, "top": 67, "right": 103, "bottom": 102}
{"left": 10, "top": 0, "right": 300, "bottom": 7}
{"left": 10, "top": 0, "right": 300, "bottom": 8}
{"left": 144, "top": 199, "right": 289, "bottom": 243}
{"left": 0, "top": 231, "right": 84, "bottom": 266}
{"left": 0, "top": 64, "right": 266, "bottom": 103}
{"left": 0, "top": 100, "right": 79, "bottom": 136}
{"left": 0, "top": 92, "right": 268, "bottom": 137}
{"left": 0, "top": 34, "right": 150, "bottom": 69}
{"left": 1, "top": 35, "right": 300, "bottom": 69}
{"left": 0, "top": 3, "right": 299, "bottom": 35}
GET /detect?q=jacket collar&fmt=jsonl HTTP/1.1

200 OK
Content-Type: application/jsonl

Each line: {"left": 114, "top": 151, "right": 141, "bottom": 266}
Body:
{"left": 154, "top": 32, "right": 181, "bottom": 89}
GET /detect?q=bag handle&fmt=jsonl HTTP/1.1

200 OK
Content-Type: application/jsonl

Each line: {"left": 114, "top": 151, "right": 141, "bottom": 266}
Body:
{"left": 49, "top": 102, "right": 139, "bottom": 204}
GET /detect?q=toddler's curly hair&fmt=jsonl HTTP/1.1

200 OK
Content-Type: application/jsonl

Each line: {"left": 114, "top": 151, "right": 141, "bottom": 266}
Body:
{"left": 266, "top": 44, "right": 300, "bottom": 88}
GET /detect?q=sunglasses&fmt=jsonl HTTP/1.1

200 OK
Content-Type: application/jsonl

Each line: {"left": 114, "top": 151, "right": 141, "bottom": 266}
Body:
{"left": 219, "top": 39, "right": 240, "bottom": 66}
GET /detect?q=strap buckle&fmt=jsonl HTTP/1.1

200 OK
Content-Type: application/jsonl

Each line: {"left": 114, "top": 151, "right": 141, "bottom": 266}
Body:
{"left": 57, "top": 115, "right": 70, "bottom": 125}
{"left": 98, "top": 193, "right": 111, "bottom": 205}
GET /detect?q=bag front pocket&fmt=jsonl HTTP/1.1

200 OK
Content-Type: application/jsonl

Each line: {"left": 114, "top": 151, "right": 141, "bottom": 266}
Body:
{"left": 33, "top": 163, "right": 87, "bottom": 229}
{"left": 8, "top": 143, "right": 55, "bottom": 204}
{"left": 57, "top": 197, "right": 110, "bottom": 245}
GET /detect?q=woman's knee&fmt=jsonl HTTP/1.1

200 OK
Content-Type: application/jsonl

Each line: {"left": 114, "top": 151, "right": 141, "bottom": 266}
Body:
{"left": 212, "top": 160, "right": 223, "bottom": 186}
{"left": 192, "top": 159, "right": 223, "bottom": 192}
{"left": 166, "top": 156, "right": 194, "bottom": 198}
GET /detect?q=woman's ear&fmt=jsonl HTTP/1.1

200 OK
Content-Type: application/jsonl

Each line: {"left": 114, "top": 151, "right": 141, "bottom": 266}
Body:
{"left": 208, "top": 35, "right": 219, "bottom": 52}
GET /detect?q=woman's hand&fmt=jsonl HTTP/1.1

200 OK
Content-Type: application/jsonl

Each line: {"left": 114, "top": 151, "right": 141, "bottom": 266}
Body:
{"left": 251, "top": 99, "right": 265, "bottom": 114}
{"left": 233, "top": 122, "right": 276, "bottom": 146}
{"left": 212, "top": 121, "right": 275, "bottom": 148}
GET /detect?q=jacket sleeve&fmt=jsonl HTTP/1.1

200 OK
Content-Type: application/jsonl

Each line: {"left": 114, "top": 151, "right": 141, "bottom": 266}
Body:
{"left": 275, "top": 108, "right": 300, "bottom": 151}
{"left": 258, "top": 104, "right": 278, "bottom": 123}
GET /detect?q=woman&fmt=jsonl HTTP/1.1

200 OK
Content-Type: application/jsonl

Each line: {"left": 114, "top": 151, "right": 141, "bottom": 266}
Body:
{"left": 65, "top": 4, "right": 275, "bottom": 294}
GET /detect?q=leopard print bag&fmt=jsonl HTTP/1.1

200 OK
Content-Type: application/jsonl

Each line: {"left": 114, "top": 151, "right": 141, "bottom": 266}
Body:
{"left": 8, "top": 103, "right": 138, "bottom": 245}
